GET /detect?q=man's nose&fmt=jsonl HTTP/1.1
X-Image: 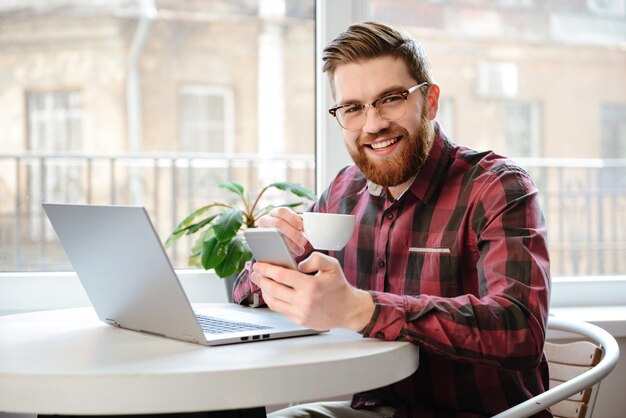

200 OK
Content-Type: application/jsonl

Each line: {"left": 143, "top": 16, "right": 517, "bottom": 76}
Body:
{"left": 362, "top": 106, "right": 390, "bottom": 134}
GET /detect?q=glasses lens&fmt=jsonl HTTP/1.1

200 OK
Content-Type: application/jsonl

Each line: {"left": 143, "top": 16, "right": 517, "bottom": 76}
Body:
{"left": 377, "top": 94, "right": 407, "bottom": 121}
{"left": 333, "top": 91, "right": 409, "bottom": 130}
{"left": 337, "top": 105, "right": 365, "bottom": 130}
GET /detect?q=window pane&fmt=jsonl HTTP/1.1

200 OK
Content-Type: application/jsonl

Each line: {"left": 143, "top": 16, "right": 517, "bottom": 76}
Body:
{"left": 179, "top": 86, "right": 231, "bottom": 153}
{"left": 0, "top": 0, "right": 315, "bottom": 272}
{"left": 370, "top": 0, "right": 626, "bottom": 277}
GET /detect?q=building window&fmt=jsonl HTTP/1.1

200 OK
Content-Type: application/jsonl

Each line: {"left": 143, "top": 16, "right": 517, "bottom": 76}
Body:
{"left": 475, "top": 62, "right": 518, "bottom": 100}
{"left": 601, "top": 104, "right": 626, "bottom": 188}
{"left": 179, "top": 85, "right": 235, "bottom": 153}
{"left": 24, "top": 90, "right": 83, "bottom": 252}
{"left": 503, "top": 101, "right": 541, "bottom": 158}
{"left": 27, "top": 91, "right": 82, "bottom": 152}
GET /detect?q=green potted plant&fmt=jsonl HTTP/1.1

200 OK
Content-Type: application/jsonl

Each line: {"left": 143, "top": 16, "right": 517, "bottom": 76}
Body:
{"left": 165, "top": 181, "right": 316, "bottom": 288}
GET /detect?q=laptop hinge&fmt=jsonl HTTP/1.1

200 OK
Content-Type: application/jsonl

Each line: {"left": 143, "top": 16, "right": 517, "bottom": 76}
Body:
{"left": 105, "top": 318, "right": 120, "bottom": 327}
{"left": 139, "top": 329, "right": 166, "bottom": 338}
{"left": 181, "top": 334, "right": 200, "bottom": 343}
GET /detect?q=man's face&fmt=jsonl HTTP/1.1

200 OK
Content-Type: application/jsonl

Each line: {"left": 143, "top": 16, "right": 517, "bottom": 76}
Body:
{"left": 332, "top": 56, "right": 437, "bottom": 187}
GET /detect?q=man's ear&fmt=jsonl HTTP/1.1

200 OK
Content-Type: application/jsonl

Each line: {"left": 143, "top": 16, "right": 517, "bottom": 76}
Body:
{"left": 426, "top": 83, "right": 440, "bottom": 120}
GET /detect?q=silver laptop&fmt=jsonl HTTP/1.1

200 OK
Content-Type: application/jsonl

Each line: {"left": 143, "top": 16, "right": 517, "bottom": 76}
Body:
{"left": 42, "top": 203, "right": 323, "bottom": 346}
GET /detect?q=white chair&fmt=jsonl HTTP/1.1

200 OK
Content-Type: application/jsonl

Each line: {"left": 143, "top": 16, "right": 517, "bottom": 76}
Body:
{"left": 492, "top": 316, "right": 620, "bottom": 418}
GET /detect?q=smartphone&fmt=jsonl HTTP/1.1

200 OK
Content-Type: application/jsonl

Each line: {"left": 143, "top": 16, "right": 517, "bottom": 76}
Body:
{"left": 243, "top": 228, "right": 298, "bottom": 270}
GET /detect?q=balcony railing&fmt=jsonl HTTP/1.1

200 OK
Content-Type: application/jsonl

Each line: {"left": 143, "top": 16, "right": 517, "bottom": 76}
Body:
{"left": 1, "top": 153, "right": 625, "bottom": 277}
{"left": 0, "top": 152, "right": 315, "bottom": 271}
{"left": 514, "top": 157, "right": 626, "bottom": 276}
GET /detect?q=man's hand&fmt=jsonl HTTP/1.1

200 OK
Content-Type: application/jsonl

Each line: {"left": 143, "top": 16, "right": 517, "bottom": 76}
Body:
{"left": 257, "top": 207, "right": 308, "bottom": 256}
{"left": 250, "top": 252, "right": 375, "bottom": 332}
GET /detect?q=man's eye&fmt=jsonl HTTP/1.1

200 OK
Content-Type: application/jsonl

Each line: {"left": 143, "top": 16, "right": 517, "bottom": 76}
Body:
{"left": 342, "top": 105, "right": 363, "bottom": 114}
{"left": 380, "top": 94, "right": 403, "bottom": 105}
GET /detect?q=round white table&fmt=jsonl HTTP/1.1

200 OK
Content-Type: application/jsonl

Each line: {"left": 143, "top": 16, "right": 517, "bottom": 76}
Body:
{"left": 0, "top": 306, "right": 419, "bottom": 415}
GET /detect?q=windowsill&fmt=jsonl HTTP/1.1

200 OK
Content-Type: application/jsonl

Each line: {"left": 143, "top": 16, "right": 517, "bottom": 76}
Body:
{"left": 0, "top": 269, "right": 230, "bottom": 316}
{"left": 547, "top": 275, "right": 626, "bottom": 338}
{"left": 549, "top": 306, "right": 626, "bottom": 338}
{"left": 1, "top": 272, "right": 625, "bottom": 338}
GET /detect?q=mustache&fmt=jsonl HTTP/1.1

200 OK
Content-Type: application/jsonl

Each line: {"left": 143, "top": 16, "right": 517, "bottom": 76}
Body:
{"left": 358, "top": 127, "right": 408, "bottom": 146}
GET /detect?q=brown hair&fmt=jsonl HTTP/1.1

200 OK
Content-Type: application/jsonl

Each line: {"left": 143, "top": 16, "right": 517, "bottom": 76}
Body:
{"left": 322, "top": 21, "right": 433, "bottom": 95}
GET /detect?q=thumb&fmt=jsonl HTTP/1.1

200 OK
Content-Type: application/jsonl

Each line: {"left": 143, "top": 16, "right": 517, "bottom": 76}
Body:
{"left": 298, "top": 251, "right": 335, "bottom": 274}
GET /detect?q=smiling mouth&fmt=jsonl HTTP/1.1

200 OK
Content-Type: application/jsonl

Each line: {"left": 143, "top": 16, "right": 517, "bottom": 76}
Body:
{"left": 368, "top": 136, "right": 401, "bottom": 150}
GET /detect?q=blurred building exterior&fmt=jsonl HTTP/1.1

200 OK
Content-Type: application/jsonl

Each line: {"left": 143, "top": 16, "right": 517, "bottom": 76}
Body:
{"left": 1, "top": 0, "right": 624, "bottom": 275}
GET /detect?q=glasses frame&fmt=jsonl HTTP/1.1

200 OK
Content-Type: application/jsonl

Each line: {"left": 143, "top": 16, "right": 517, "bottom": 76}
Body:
{"left": 328, "top": 82, "right": 430, "bottom": 131}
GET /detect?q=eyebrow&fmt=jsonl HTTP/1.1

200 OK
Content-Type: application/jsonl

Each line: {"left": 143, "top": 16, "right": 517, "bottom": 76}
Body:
{"left": 337, "top": 84, "right": 409, "bottom": 106}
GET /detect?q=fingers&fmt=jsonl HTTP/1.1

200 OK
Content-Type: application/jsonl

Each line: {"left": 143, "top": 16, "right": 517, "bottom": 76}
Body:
{"left": 258, "top": 207, "right": 308, "bottom": 255}
{"left": 298, "top": 252, "right": 340, "bottom": 275}
{"left": 252, "top": 261, "right": 300, "bottom": 290}
{"left": 251, "top": 256, "right": 359, "bottom": 330}
{"left": 250, "top": 262, "right": 313, "bottom": 326}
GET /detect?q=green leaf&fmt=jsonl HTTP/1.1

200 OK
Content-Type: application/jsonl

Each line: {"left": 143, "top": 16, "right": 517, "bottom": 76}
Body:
{"left": 188, "top": 254, "right": 201, "bottom": 268}
{"left": 186, "top": 214, "right": 218, "bottom": 234}
{"left": 164, "top": 204, "right": 226, "bottom": 248}
{"left": 191, "top": 229, "right": 214, "bottom": 256}
{"left": 163, "top": 229, "right": 186, "bottom": 249}
{"left": 214, "top": 236, "right": 251, "bottom": 278}
{"left": 200, "top": 235, "right": 229, "bottom": 270}
{"left": 165, "top": 214, "right": 219, "bottom": 248}
{"left": 269, "top": 182, "right": 316, "bottom": 201}
{"left": 219, "top": 182, "right": 245, "bottom": 199}
{"left": 212, "top": 208, "right": 244, "bottom": 243}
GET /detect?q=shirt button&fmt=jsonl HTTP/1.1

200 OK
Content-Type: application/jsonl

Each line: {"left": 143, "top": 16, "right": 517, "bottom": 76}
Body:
{"left": 385, "top": 212, "right": 393, "bottom": 220}
{"left": 377, "top": 259, "right": 385, "bottom": 269}
{"left": 375, "top": 332, "right": 385, "bottom": 339}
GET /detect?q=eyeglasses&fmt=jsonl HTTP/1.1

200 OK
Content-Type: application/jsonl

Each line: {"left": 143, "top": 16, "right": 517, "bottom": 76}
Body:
{"left": 328, "top": 82, "right": 429, "bottom": 131}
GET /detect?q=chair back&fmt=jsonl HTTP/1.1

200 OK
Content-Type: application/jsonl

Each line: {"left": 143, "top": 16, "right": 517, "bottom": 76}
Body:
{"left": 544, "top": 340, "right": 603, "bottom": 418}
{"left": 492, "top": 317, "right": 620, "bottom": 418}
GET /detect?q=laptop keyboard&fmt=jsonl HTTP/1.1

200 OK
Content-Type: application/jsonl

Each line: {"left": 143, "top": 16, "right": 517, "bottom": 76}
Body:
{"left": 196, "top": 314, "right": 272, "bottom": 334}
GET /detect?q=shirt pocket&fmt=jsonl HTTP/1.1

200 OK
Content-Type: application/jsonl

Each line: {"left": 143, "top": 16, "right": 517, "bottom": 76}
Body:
{"left": 406, "top": 245, "right": 459, "bottom": 297}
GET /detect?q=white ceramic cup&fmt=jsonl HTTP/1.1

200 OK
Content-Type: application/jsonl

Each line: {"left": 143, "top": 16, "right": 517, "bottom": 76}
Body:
{"left": 302, "top": 212, "right": 356, "bottom": 251}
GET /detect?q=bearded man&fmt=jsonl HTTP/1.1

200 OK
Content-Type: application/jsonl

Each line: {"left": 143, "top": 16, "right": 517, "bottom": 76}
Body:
{"left": 234, "top": 21, "right": 551, "bottom": 418}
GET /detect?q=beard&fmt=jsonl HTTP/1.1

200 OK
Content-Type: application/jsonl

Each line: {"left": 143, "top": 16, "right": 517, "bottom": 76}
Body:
{"left": 347, "top": 107, "right": 434, "bottom": 188}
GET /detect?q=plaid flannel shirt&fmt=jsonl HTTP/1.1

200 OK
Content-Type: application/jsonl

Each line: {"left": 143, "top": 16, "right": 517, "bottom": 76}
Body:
{"left": 234, "top": 124, "right": 551, "bottom": 417}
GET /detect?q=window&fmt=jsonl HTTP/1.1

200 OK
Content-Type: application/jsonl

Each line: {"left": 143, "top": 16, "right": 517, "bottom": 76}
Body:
{"left": 503, "top": 101, "right": 541, "bottom": 158}
{"left": 2, "top": 1, "right": 624, "bottom": 284}
{"left": 362, "top": 0, "right": 626, "bottom": 277}
{"left": 26, "top": 90, "right": 84, "bottom": 212}
{"left": 601, "top": 104, "right": 626, "bottom": 189}
{"left": 27, "top": 91, "right": 82, "bottom": 153}
{"left": 179, "top": 85, "right": 234, "bottom": 153}
{"left": 601, "top": 104, "right": 626, "bottom": 160}
{"left": 0, "top": 0, "right": 315, "bottom": 272}
{"left": 599, "top": 104, "right": 626, "bottom": 276}
{"left": 476, "top": 62, "right": 518, "bottom": 100}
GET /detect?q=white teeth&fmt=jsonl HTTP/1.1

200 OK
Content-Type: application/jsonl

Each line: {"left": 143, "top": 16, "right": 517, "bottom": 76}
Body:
{"left": 370, "top": 137, "right": 398, "bottom": 150}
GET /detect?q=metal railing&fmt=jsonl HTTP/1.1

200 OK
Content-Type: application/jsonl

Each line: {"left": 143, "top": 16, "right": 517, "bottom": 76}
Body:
{"left": 0, "top": 152, "right": 315, "bottom": 271}
{"left": 1, "top": 153, "right": 625, "bottom": 277}
{"left": 515, "top": 158, "right": 626, "bottom": 277}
